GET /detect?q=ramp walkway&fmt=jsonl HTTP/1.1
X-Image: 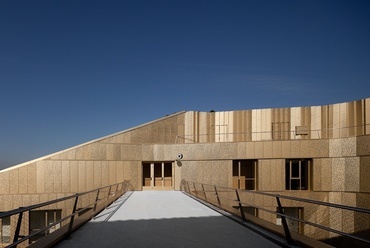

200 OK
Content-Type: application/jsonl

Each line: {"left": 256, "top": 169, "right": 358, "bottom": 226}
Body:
{"left": 56, "top": 191, "right": 280, "bottom": 248}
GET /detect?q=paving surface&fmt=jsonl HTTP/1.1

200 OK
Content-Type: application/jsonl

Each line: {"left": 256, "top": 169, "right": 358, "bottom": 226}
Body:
{"left": 56, "top": 191, "right": 280, "bottom": 248}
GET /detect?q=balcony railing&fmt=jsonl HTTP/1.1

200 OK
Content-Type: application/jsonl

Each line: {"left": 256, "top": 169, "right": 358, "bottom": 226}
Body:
{"left": 176, "top": 123, "right": 370, "bottom": 143}
{"left": 181, "top": 180, "right": 370, "bottom": 248}
{"left": 0, "top": 180, "right": 133, "bottom": 248}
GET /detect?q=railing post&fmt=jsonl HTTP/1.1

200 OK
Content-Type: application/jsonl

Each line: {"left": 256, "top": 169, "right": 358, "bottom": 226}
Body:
{"left": 201, "top": 184, "right": 207, "bottom": 201}
{"left": 106, "top": 186, "right": 112, "bottom": 206}
{"left": 214, "top": 186, "right": 221, "bottom": 207}
{"left": 66, "top": 194, "right": 79, "bottom": 239}
{"left": 93, "top": 189, "right": 100, "bottom": 215}
{"left": 186, "top": 181, "right": 190, "bottom": 193}
{"left": 121, "top": 181, "right": 125, "bottom": 195}
{"left": 193, "top": 182, "right": 197, "bottom": 198}
{"left": 117, "top": 184, "right": 121, "bottom": 199}
{"left": 276, "top": 196, "right": 294, "bottom": 244}
{"left": 235, "top": 190, "right": 246, "bottom": 222}
{"left": 181, "top": 180, "right": 186, "bottom": 191}
{"left": 108, "top": 186, "right": 112, "bottom": 198}
{"left": 13, "top": 209, "right": 24, "bottom": 244}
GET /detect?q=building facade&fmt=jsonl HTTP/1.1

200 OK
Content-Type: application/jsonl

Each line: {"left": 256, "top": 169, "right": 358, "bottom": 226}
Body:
{"left": 1, "top": 97, "right": 370, "bottom": 245}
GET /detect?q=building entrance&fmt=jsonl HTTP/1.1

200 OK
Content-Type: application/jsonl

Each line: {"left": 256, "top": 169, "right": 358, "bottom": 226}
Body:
{"left": 142, "top": 162, "right": 173, "bottom": 190}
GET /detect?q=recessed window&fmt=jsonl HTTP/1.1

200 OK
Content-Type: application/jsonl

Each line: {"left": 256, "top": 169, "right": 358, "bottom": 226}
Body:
{"left": 232, "top": 206, "right": 259, "bottom": 218}
{"left": 272, "top": 122, "right": 290, "bottom": 140}
{"left": 243, "top": 207, "right": 258, "bottom": 217}
{"left": 276, "top": 207, "right": 303, "bottom": 234}
{"left": 285, "top": 159, "right": 311, "bottom": 190}
{"left": 233, "top": 160, "right": 257, "bottom": 190}
{"left": 1, "top": 216, "right": 11, "bottom": 244}
{"left": 29, "top": 210, "right": 62, "bottom": 243}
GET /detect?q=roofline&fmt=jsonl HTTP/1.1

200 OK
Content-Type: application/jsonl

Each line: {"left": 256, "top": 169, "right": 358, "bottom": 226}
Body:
{"left": 0, "top": 111, "right": 187, "bottom": 172}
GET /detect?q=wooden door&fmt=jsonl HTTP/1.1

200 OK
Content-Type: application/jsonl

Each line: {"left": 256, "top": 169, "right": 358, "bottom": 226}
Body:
{"left": 142, "top": 162, "right": 173, "bottom": 190}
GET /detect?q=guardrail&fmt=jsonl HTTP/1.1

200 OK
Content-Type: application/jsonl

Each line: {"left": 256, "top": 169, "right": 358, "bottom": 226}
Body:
{"left": 181, "top": 181, "right": 370, "bottom": 248}
{"left": 0, "top": 180, "right": 133, "bottom": 248}
{"left": 175, "top": 123, "right": 370, "bottom": 143}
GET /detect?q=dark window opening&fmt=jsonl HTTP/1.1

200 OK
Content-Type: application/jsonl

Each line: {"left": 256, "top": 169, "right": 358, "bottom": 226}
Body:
{"left": 285, "top": 159, "right": 311, "bottom": 190}
{"left": 1, "top": 216, "right": 11, "bottom": 244}
{"left": 276, "top": 207, "right": 303, "bottom": 234}
{"left": 233, "top": 160, "right": 257, "bottom": 190}
{"left": 29, "top": 210, "right": 62, "bottom": 243}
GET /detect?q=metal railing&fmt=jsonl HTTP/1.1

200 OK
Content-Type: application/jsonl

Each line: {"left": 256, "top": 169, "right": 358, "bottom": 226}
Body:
{"left": 0, "top": 180, "right": 133, "bottom": 248}
{"left": 175, "top": 123, "right": 370, "bottom": 143}
{"left": 181, "top": 181, "right": 370, "bottom": 248}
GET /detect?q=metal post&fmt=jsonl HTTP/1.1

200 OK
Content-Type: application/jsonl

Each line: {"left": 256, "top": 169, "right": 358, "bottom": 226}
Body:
{"left": 115, "top": 184, "right": 120, "bottom": 201}
{"left": 201, "top": 184, "right": 207, "bottom": 201}
{"left": 186, "top": 181, "right": 190, "bottom": 193}
{"left": 276, "top": 196, "right": 293, "bottom": 244}
{"left": 193, "top": 182, "right": 197, "bottom": 198}
{"left": 106, "top": 186, "right": 112, "bottom": 207}
{"left": 13, "top": 210, "right": 24, "bottom": 244}
{"left": 121, "top": 181, "right": 125, "bottom": 194}
{"left": 235, "top": 190, "right": 246, "bottom": 221}
{"left": 181, "top": 180, "right": 186, "bottom": 191}
{"left": 66, "top": 194, "right": 79, "bottom": 239}
{"left": 214, "top": 186, "right": 221, "bottom": 207}
{"left": 108, "top": 186, "right": 112, "bottom": 198}
{"left": 93, "top": 189, "right": 100, "bottom": 215}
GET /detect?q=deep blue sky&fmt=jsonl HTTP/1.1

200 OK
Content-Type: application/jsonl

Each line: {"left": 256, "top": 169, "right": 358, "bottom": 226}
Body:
{"left": 1, "top": 1, "right": 370, "bottom": 169}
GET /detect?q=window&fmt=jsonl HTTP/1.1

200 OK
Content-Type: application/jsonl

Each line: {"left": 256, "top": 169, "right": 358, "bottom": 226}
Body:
{"left": 1, "top": 216, "right": 11, "bottom": 244}
{"left": 29, "top": 210, "right": 61, "bottom": 243}
{"left": 285, "top": 159, "right": 311, "bottom": 190}
{"left": 272, "top": 122, "right": 290, "bottom": 140}
{"left": 243, "top": 207, "right": 258, "bottom": 217}
{"left": 233, "top": 160, "right": 257, "bottom": 190}
{"left": 232, "top": 206, "right": 258, "bottom": 218}
{"left": 276, "top": 207, "right": 303, "bottom": 234}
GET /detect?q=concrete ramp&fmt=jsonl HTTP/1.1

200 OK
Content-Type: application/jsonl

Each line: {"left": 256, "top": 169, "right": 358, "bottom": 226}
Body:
{"left": 56, "top": 191, "right": 279, "bottom": 248}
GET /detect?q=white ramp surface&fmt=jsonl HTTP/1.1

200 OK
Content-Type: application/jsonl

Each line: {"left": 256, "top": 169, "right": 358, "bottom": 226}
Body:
{"left": 56, "top": 191, "right": 279, "bottom": 248}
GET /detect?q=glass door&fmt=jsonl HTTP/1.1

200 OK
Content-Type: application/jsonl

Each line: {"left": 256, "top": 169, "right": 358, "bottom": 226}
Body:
{"left": 163, "top": 162, "right": 172, "bottom": 188}
{"left": 142, "top": 163, "right": 152, "bottom": 190}
{"left": 142, "top": 162, "right": 173, "bottom": 190}
{"left": 153, "top": 163, "right": 163, "bottom": 189}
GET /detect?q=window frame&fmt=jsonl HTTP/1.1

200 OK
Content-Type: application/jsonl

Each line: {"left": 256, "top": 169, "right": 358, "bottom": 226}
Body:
{"left": 276, "top": 207, "right": 304, "bottom": 234}
{"left": 232, "top": 159, "right": 258, "bottom": 190}
{"left": 29, "top": 209, "right": 62, "bottom": 243}
{"left": 285, "top": 159, "right": 312, "bottom": 190}
{"left": 0, "top": 216, "right": 11, "bottom": 244}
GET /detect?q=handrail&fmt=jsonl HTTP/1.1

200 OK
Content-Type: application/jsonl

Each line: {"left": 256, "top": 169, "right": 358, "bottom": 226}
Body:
{"left": 190, "top": 181, "right": 370, "bottom": 214}
{"left": 0, "top": 180, "right": 133, "bottom": 248}
{"left": 181, "top": 180, "right": 370, "bottom": 248}
{"left": 176, "top": 123, "right": 370, "bottom": 143}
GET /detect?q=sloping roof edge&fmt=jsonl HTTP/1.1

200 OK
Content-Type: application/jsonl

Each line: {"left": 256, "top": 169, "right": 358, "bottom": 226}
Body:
{"left": 0, "top": 111, "right": 187, "bottom": 172}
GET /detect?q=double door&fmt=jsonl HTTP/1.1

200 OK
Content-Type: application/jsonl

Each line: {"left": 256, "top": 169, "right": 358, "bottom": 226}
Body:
{"left": 142, "top": 162, "right": 173, "bottom": 190}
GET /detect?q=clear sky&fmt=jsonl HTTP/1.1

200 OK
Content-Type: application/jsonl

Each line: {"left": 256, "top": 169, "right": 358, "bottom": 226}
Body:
{"left": 1, "top": 0, "right": 370, "bottom": 169}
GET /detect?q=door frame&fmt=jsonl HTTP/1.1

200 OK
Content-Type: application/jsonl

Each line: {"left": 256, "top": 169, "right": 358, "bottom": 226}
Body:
{"left": 142, "top": 161, "right": 174, "bottom": 190}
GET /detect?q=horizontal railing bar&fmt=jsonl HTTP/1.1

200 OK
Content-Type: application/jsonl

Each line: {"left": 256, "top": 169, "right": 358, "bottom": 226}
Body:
{"left": 3, "top": 180, "right": 132, "bottom": 248}
{"left": 242, "top": 190, "right": 370, "bottom": 214}
{"left": 190, "top": 182, "right": 370, "bottom": 214}
{"left": 237, "top": 201, "right": 277, "bottom": 216}
{"left": 9, "top": 199, "right": 116, "bottom": 248}
{"left": 0, "top": 181, "right": 126, "bottom": 219}
{"left": 179, "top": 123, "right": 370, "bottom": 136}
{"left": 183, "top": 180, "right": 370, "bottom": 247}
{"left": 8, "top": 212, "right": 74, "bottom": 248}
{"left": 274, "top": 212, "right": 370, "bottom": 245}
